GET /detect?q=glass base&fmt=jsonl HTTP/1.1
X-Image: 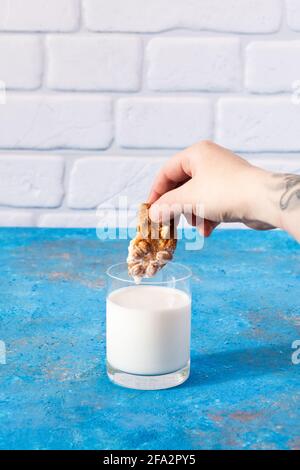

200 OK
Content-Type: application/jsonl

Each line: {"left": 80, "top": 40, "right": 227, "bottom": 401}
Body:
{"left": 107, "top": 361, "right": 190, "bottom": 390}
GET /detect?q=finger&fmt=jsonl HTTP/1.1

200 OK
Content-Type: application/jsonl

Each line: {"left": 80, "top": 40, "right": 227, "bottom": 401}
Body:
{"left": 197, "top": 220, "right": 219, "bottom": 237}
{"left": 148, "top": 151, "right": 192, "bottom": 204}
{"left": 184, "top": 214, "right": 219, "bottom": 238}
{"left": 184, "top": 212, "right": 203, "bottom": 228}
{"left": 149, "top": 181, "right": 193, "bottom": 223}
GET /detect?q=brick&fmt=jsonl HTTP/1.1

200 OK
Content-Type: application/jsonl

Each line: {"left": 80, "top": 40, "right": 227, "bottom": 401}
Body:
{"left": 216, "top": 97, "right": 300, "bottom": 152}
{"left": 116, "top": 98, "right": 212, "bottom": 149}
{"left": 287, "top": 0, "right": 300, "bottom": 31}
{"left": 68, "top": 156, "right": 166, "bottom": 209}
{"left": 246, "top": 41, "right": 300, "bottom": 93}
{"left": 84, "top": 0, "right": 281, "bottom": 33}
{"left": 39, "top": 212, "right": 101, "bottom": 228}
{"left": 47, "top": 35, "right": 142, "bottom": 91}
{"left": 39, "top": 210, "right": 137, "bottom": 228}
{"left": 0, "top": 210, "right": 36, "bottom": 227}
{"left": 0, "top": 94, "right": 113, "bottom": 149}
{"left": 147, "top": 37, "right": 241, "bottom": 91}
{"left": 0, "top": 0, "right": 79, "bottom": 32}
{"left": 0, "top": 155, "right": 64, "bottom": 207}
{"left": 0, "top": 35, "right": 42, "bottom": 90}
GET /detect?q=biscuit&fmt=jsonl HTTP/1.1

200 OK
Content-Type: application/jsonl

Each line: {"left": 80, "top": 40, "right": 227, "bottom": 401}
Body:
{"left": 127, "top": 203, "right": 177, "bottom": 283}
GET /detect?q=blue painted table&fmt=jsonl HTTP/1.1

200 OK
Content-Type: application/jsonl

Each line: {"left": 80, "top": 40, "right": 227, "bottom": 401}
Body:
{"left": 0, "top": 228, "right": 299, "bottom": 450}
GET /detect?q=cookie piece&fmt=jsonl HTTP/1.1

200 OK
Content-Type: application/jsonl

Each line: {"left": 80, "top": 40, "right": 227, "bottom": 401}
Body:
{"left": 127, "top": 203, "right": 177, "bottom": 283}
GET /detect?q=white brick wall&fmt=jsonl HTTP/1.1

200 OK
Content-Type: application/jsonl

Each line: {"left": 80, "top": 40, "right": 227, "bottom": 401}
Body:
{"left": 68, "top": 157, "right": 166, "bottom": 209}
{"left": 116, "top": 98, "right": 213, "bottom": 148}
{"left": 0, "top": 0, "right": 298, "bottom": 227}
{"left": 47, "top": 35, "right": 142, "bottom": 91}
{"left": 286, "top": 0, "right": 300, "bottom": 31}
{"left": 216, "top": 97, "right": 300, "bottom": 152}
{"left": 0, "top": 35, "right": 42, "bottom": 89}
{"left": 0, "top": 210, "right": 36, "bottom": 227}
{"left": 0, "top": 0, "right": 80, "bottom": 32}
{"left": 147, "top": 37, "right": 241, "bottom": 91}
{"left": 0, "top": 95, "right": 112, "bottom": 149}
{"left": 245, "top": 41, "right": 300, "bottom": 93}
{"left": 83, "top": 0, "right": 282, "bottom": 33}
{"left": 0, "top": 155, "right": 64, "bottom": 207}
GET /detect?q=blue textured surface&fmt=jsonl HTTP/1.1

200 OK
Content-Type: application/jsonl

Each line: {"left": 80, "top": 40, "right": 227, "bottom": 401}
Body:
{"left": 0, "top": 228, "right": 299, "bottom": 450}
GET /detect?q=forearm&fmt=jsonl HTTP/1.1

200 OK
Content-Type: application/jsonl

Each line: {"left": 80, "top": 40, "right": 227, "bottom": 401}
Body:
{"left": 246, "top": 167, "right": 300, "bottom": 242}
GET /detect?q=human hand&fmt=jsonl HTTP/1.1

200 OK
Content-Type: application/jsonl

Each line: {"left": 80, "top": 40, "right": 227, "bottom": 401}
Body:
{"left": 148, "top": 141, "right": 279, "bottom": 237}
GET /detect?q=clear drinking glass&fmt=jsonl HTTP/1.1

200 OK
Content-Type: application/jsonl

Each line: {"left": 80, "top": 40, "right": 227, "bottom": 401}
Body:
{"left": 106, "top": 262, "right": 192, "bottom": 390}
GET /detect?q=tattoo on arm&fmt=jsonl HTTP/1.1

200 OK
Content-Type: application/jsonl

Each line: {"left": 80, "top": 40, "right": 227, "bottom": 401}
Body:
{"left": 274, "top": 174, "right": 300, "bottom": 211}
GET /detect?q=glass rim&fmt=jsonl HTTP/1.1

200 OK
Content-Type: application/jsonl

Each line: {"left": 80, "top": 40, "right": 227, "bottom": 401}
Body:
{"left": 106, "top": 261, "right": 192, "bottom": 285}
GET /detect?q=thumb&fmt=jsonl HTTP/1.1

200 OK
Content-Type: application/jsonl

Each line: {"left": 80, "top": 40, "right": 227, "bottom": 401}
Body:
{"left": 149, "top": 181, "right": 193, "bottom": 224}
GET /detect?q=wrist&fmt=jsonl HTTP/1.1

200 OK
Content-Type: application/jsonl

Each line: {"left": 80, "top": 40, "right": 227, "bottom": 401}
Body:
{"left": 241, "top": 166, "right": 282, "bottom": 229}
{"left": 274, "top": 173, "right": 300, "bottom": 241}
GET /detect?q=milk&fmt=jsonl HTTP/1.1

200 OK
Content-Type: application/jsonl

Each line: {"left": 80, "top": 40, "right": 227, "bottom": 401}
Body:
{"left": 106, "top": 285, "right": 191, "bottom": 376}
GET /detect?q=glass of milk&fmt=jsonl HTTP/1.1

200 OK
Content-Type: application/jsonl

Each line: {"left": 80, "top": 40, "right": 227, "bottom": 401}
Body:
{"left": 106, "top": 262, "right": 192, "bottom": 390}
